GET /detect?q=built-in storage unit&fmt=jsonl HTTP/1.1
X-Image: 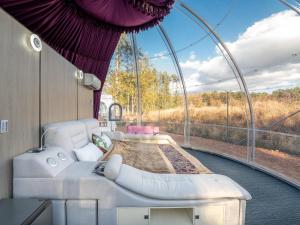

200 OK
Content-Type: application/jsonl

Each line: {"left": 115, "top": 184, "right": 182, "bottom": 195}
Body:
{"left": 117, "top": 206, "right": 223, "bottom": 225}
{"left": 150, "top": 208, "right": 193, "bottom": 225}
{"left": 117, "top": 202, "right": 242, "bottom": 225}
{"left": 194, "top": 205, "right": 225, "bottom": 225}
{"left": 66, "top": 200, "right": 97, "bottom": 225}
{"left": 118, "top": 207, "right": 149, "bottom": 225}
{"left": 51, "top": 200, "right": 98, "bottom": 225}
{"left": 118, "top": 207, "right": 194, "bottom": 225}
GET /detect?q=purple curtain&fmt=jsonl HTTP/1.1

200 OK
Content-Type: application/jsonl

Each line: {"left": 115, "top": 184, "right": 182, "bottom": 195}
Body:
{"left": 0, "top": 0, "right": 174, "bottom": 118}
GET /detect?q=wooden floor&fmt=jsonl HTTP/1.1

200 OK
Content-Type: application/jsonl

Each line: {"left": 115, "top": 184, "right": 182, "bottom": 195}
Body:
{"left": 187, "top": 149, "right": 300, "bottom": 225}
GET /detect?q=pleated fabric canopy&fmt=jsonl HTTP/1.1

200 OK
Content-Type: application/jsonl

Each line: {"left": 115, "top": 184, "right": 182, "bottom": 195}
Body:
{"left": 0, "top": 0, "right": 174, "bottom": 118}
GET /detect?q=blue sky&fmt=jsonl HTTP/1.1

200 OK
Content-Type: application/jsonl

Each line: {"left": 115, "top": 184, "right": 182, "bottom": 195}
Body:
{"left": 137, "top": 0, "right": 287, "bottom": 62}
{"left": 133, "top": 0, "right": 300, "bottom": 93}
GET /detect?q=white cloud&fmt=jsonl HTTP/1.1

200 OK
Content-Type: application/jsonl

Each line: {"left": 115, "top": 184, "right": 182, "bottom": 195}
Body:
{"left": 180, "top": 10, "right": 300, "bottom": 93}
{"left": 153, "top": 51, "right": 168, "bottom": 60}
{"left": 189, "top": 51, "right": 197, "bottom": 60}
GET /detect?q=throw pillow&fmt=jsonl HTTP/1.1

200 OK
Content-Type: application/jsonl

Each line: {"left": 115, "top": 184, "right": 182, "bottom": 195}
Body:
{"left": 101, "top": 134, "right": 113, "bottom": 149}
{"left": 92, "top": 133, "right": 108, "bottom": 153}
{"left": 73, "top": 143, "right": 103, "bottom": 161}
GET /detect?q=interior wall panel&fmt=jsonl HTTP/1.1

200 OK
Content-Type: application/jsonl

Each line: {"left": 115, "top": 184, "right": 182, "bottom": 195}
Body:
{"left": 78, "top": 80, "right": 94, "bottom": 119}
{"left": 0, "top": 9, "right": 40, "bottom": 199}
{"left": 40, "top": 43, "right": 78, "bottom": 126}
{"left": 0, "top": 9, "right": 95, "bottom": 199}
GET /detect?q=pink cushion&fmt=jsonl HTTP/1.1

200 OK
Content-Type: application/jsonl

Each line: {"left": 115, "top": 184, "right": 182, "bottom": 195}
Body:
{"left": 127, "top": 125, "right": 159, "bottom": 135}
{"left": 153, "top": 126, "right": 159, "bottom": 134}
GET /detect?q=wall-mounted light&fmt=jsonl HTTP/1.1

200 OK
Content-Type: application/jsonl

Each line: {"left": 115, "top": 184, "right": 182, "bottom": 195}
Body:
{"left": 30, "top": 34, "right": 42, "bottom": 52}
{"left": 75, "top": 69, "right": 84, "bottom": 80}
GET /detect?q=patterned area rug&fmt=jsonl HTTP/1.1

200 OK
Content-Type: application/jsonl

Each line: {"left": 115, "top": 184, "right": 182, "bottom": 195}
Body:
{"left": 103, "top": 140, "right": 211, "bottom": 174}
{"left": 159, "top": 144, "right": 199, "bottom": 174}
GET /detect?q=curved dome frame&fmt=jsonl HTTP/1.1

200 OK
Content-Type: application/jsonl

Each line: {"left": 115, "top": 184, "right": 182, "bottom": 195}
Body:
{"left": 130, "top": 33, "right": 143, "bottom": 126}
{"left": 158, "top": 24, "right": 191, "bottom": 146}
{"left": 129, "top": 1, "right": 257, "bottom": 161}
{"left": 177, "top": 2, "right": 256, "bottom": 161}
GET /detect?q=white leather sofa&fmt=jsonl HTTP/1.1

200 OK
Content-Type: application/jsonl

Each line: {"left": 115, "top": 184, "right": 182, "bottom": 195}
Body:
{"left": 13, "top": 119, "right": 251, "bottom": 225}
{"left": 108, "top": 155, "right": 250, "bottom": 201}
{"left": 44, "top": 119, "right": 124, "bottom": 156}
{"left": 43, "top": 119, "right": 167, "bottom": 158}
{"left": 14, "top": 149, "right": 251, "bottom": 225}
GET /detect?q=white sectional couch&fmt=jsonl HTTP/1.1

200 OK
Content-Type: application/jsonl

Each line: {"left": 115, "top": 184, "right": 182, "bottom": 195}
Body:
{"left": 43, "top": 121, "right": 91, "bottom": 160}
{"left": 13, "top": 119, "right": 251, "bottom": 225}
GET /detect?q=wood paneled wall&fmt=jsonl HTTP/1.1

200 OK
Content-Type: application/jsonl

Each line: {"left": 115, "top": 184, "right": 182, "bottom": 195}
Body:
{"left": 78, "top": 79, "right": 94, "bottom": 119}
{"left": 40, "top": 43, "right": 93, "bottom": 125}
{"left": 0, "top": 9, "right": 40, "bottom": 199}
{"left": 0, "top": 9, "right": 93, "bottom": 199}
{"left": 40, "top": 44, "right": 78, "bottom": 126}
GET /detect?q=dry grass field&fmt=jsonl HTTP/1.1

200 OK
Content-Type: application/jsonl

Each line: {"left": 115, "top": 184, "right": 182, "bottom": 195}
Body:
{"left": 122, "top": 88, "right": 300, "bottom": 153}
{"left": 123, "top": 97, "right": 300, "bottom": 154}
{"left": 142, "top": 100, "right": 300, "bottom": 134}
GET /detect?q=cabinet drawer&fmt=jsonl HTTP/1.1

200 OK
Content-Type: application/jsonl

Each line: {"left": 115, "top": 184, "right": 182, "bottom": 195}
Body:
{"left": 66, "top": 200, "right": 97, "bottom": 225}
{"left": 194, "top": 205, "right": 225, "bottom": 225}
{"left": 118, "top": 207, "right": 149, "bottom": 225}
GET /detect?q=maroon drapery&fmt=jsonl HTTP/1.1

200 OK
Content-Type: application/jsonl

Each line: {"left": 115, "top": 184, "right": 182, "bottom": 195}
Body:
{"left": 0, "top": 0, "right": 174, "bottom": 118}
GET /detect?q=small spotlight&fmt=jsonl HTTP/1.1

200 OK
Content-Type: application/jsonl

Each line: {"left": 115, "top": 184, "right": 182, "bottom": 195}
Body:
{"left": 30, "top": 34, "right": 42, "bottom": 52}
{"left": 75, "top": 69, "right": 84, "bottom": 80}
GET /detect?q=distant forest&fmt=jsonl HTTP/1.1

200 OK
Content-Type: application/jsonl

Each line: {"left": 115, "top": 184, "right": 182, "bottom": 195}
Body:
{"left": 104, "top": 34, "right": 181, "bottom": 113}
{"left": 104, "top": 35, "right": 300, "bottom": 134}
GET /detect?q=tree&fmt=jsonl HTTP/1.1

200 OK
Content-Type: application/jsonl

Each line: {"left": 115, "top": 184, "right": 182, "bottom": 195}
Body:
{"left": 104, "top": 33, "right": 179, "bottom": 118}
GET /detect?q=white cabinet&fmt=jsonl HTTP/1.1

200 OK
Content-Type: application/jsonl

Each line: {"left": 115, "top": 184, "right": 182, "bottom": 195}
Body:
{"left": 150, "top": 208, "right": 193, "bottom": 225}
{"left": 118, "top": 207, "right": 149, "bottom": 225}
{"left": 117, "top": 207, "right": 193, "bottom": 225}
{"left": 118, "top": 204, "right": 236, "bottom": 225}
{"left": 194, "top": 205, "right": 225, "bottom": 225}
{"left": 66, "top": 200, "right": 97, "bottom": 225}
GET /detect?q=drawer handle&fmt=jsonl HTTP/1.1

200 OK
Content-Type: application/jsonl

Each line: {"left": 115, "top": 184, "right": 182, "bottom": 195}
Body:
{"left": 144, "top": 215, "right": 149, "bottom": 220}
{"left": 195, "top": 215, "right": 200, "bottom": 219}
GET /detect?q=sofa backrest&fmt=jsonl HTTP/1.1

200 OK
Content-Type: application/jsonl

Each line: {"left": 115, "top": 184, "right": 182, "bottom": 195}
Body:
{"left": 44, "top": 121, "right": 89, "bottom": 160}
{"left": 79, "top": 119, "right": 102, "bottom": 141}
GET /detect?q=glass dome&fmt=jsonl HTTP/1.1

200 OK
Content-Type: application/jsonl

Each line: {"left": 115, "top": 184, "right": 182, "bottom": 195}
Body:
{"left": 102, "top": 0, "right": 300, "bottom": 182}
{"left": 0, "top": 0, "right": 299, "bottom": 224}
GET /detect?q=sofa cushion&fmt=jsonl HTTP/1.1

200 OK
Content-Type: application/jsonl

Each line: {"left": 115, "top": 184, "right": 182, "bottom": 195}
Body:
{"left": 74, "top": 143, "right": 103, "bottom": 162}
{"left": 44, "top": 121, "right": 89, "bottom": 160}
{"left": 101, "top": 134, "right": 112, "bottom": 149}
{"left": 127, "top": 125, "right": 159, "bottom": 135}
{"left": 114, "top": 163, "right": 251, "bottom": 200}
{"left": 104, "top": 154, "right": 122, "bottom": 180}
{"left": 92, "top": 134, "right": 108, "bottom": 153}
{"left": 80, "top": 119, "right": 102, "bottom": 141}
